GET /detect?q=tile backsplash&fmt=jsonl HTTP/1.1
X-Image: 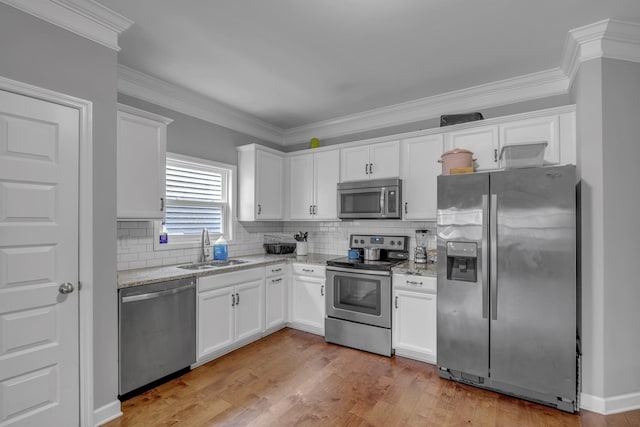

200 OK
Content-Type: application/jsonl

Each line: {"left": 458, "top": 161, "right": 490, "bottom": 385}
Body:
{"left": 117, "top": 219, "right": 435, "bottom": 271}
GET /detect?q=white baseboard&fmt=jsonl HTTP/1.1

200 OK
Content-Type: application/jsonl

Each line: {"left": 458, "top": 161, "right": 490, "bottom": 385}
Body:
{"left": 93, "top": 400, "right": 122, "bottom": 427}
{"left": 581, "top": 391, "right": 640, "bottom": 415}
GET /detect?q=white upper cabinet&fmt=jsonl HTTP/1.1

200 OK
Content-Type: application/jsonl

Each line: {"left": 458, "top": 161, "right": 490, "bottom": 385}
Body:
{"left": 340, "top": 140, "right": 400, "bottom": 182}
{"left": 444, "top": 125, "right": 499, "bottom": 172}
{"left": 499, "top": 111, "right": 576, "bottom": 167}
{"left": 499, "top": 115, "right": 560, "bottom": 166}
{"left": 400, "top": 134, "right": 443, "bottom": 220}
{"left": 237, "top": 144, "right": 284, "bottom": 221}
{"left": 443, "top": 109, "right": 576, "bottom": 172}
{"left": 116, "top": 104, "right": 172, "bottom": 220}
{"left": 289, "top": 149, "right": 340, "bottom": 220}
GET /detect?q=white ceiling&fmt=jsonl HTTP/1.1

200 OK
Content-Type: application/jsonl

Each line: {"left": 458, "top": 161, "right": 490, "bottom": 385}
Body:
{"left": 99, "top": 0, "right": 640, "bottom": 138}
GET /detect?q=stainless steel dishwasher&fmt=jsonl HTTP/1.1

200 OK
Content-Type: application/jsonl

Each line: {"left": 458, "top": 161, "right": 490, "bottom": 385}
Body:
{"left": 118, "top": 277, "right": 196, "bottom": 396}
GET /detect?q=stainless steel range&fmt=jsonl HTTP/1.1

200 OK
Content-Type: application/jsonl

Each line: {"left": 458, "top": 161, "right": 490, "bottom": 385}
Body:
{"left": 325, "top": 234, "right": 409, "bottom": 356}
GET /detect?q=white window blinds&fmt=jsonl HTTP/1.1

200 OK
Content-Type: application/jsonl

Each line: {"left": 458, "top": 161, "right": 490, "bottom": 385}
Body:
{"left": 165, "top": 157, "right": 229, "bottom": 236}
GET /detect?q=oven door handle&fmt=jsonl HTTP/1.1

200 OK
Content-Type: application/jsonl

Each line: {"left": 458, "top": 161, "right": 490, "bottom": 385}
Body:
{"left": 326, "top": 266, "right": 391, "bottom": 277}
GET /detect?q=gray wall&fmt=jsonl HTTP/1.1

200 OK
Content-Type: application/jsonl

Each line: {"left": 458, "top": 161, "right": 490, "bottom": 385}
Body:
{"left": 572, "top": 57, "right": 640, "bottom": 401}
{"left": 0, "top": 3, "right": 118, "bottom": 410}
{"left": 601, "top": 58, "right": 640, "bottom": 397}
{"left": 118, "top": 94, "right": 279, "bottom": 164}
{"left": 572, "top": 59, "right": 605, "bottom": 398}
{"left": 285, "top": 93, "right": 572, "bottom": 152}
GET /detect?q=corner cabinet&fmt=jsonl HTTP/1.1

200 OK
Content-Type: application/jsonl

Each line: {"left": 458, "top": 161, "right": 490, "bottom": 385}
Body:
{"left": 288, "top": 149, "right": 340, "bottom": 220}
{"left": 237, "top": 144, "right": 284, "bottom": 221}
{"left": 116, "top": 104, "right": 173, "bottom": 220}
{"left": 400, "top": 135, "right": 443, "bottom": 220}
{"left": 392, "top": 273, "right": 437, "bottom": 364}
{"left": 340, "top": 140, "right": 400, "bottom": 182}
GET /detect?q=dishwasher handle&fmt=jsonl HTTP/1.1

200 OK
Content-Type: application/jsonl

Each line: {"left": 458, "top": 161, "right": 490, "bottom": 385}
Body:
{"left": 122, "top": 282, "right": 195, "bottom": 303}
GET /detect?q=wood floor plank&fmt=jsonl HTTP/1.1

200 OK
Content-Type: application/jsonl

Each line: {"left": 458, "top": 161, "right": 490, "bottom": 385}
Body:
{"left": 105, "top": 328, "right": 640, "bottom": 427}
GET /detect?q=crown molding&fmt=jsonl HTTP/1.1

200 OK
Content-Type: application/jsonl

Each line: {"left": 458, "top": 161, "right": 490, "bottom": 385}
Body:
{"left": 117, "top": 65, "right": 284, "bottom": 143}
{"left": 0, "top": 0, "right": 133, "bottom": 51}
{"left": 113, "top": 18, "right": 640, "bottom": 146}
{"left": 562, "top": 19, "right": 640, "bottom": 81}
{"left": 280, "top": 68, "right": 569, "bottom": 145}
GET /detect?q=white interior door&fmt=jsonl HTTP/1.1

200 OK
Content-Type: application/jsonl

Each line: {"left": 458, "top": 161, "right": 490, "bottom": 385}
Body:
{"left": 0, "top": 90, "right": 79, "bottom": 426}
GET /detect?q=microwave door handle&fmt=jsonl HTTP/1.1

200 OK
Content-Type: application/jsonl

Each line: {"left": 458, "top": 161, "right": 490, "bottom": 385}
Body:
{"left": 380, "top": 188, "right": 386, "bottom": 215}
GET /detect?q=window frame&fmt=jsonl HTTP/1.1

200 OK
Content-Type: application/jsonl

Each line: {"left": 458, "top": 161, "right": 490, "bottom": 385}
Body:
{"left": 154, "top": 152, "right": 236, "bottom": 251}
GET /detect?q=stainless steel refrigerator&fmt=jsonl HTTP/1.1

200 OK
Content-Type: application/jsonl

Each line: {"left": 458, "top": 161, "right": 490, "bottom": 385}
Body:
{"left": 436, "top": 165, "right": 578, "bottom": 412}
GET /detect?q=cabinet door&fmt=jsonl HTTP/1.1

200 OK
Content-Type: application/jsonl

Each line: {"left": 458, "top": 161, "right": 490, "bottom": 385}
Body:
{"left": 313, "top": 150, "right": 340, "bottom": 220}
{"left": 289, "top": 154, "right": 314, "bottom": 220}
{"left": 117, "top": 109, "right": 168, "bottom": 220}
{"left": 266, "top": 275, "right": 286, "bottom": 330}
{"left": 499, "top": 115, "right": 560, "bottom": 166}
{"left": 393, "top": 289, "right": 437, "bottom": 363}
{"left": 445, "top": 125, "right": 499, "bottom": 171}
{"left": 401, "top": 135, "right": 443, "bottom": 220}
{"left": 235, "top": 279, "right": 264, "bottom": 342}
{"left": 198, "top": 287, "right": 234, "bottom": 359}
{"left": 340, "top": 145, "right": 370, "bottom": 182}
{"left": 291, "top": 277, "right": 325, "bottom": 334}
{"left": 369, "top": 141, "right": 400, "bottom": 179}
{"left": 256, "top": 149, "right": 284, "bottom": 219}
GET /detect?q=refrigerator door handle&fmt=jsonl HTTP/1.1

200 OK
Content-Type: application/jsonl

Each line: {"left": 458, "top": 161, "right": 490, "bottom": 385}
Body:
{"left": 490, "top": 193, "right": 498, "bottom": 320}
{"left": 482, "top": 194, "right": 489, "bottom": 319}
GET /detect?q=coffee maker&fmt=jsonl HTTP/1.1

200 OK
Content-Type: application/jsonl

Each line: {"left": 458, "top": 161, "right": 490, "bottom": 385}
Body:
{"left": 414, "top": 229, "right": 428, "bottom": 263}
{"left": 415, "top": 229, "right": 436, "bottom": 264}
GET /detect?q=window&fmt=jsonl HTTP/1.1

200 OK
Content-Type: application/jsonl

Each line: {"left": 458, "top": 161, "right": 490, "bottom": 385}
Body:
{"left": 157, "top": 153, "right": 235, "bottom": 248}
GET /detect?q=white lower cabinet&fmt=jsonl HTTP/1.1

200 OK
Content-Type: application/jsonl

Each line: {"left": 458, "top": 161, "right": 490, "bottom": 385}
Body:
{"left": 392, "top": 273, "right": 437, "bottom": 364}
{"left": 197, "top": 268, "right": 264, "bottom": 363}
{"left": 265, "top": 263, "right": 287, "bottom": 332}
{"left": 289, "top": 263, "right": 326, "bottom": 336}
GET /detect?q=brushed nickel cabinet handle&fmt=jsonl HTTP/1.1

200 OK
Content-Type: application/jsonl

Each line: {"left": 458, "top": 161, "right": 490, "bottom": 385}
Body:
{"left": 395, "top": 295, "right": 398, "bottom": 309}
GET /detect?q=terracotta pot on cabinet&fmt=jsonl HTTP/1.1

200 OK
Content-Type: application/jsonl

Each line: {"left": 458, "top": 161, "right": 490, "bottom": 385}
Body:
{"left": 438, "top": 148, "right": 476, "bottom": 175}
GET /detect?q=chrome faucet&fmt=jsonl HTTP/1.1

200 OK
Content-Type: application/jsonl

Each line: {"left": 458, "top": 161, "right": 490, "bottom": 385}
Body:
{"left": 199, "top": 228, "right": 210, "bottom": 262}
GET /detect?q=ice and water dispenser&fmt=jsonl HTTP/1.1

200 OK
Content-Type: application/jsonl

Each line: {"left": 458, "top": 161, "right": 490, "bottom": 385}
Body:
{"left": 446, "top": 241, "right": 478, "bottom": 282}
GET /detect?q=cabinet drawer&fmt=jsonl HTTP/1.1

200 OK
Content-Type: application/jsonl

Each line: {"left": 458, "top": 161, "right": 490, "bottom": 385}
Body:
{"left": 393, "top": 274, "right": 436, "bottom": 293}
{"left": 199, "top": 268, "right": 263, "bottom": 293}
{"left": 292, "top": 264, "right": 325, "bottom": 278}
{"left": 265, "top": 263, "right": 286, "bottom": 277}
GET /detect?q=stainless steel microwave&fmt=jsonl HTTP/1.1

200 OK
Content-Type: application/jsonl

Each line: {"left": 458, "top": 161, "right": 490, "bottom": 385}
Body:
{"left": 337, "top": 178, "right": 402, "bottom": 219}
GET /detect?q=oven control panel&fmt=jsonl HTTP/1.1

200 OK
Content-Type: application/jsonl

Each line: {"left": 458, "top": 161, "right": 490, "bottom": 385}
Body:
{"left": 350, "top": 234, "right": 408, "bottom": 250}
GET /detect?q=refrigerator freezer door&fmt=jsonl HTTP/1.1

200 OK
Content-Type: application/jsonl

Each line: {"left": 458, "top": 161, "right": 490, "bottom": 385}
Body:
{"left": 437, "top": 173, "right": 489, "bottom": 379}
{"left": 489, "top": 165, "right": 576, "bottom": 401}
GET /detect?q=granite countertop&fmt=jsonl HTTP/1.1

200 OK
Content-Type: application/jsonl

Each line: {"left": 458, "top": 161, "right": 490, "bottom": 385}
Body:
{"left": 392, "top": 261, "right": 437, "bottom": 277}
{"left": 117, "top": 253, "right": 341, "bottom": 289}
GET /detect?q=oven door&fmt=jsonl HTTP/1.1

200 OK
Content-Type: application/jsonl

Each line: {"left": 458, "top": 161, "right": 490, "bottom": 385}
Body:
{"left": 326, "top": 266, "right": 391, "bottom": 328}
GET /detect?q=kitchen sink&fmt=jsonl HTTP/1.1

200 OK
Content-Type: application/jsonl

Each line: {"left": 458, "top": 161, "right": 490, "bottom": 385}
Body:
{"left": 177, "top": 259, "right": 250, "bottom": 270}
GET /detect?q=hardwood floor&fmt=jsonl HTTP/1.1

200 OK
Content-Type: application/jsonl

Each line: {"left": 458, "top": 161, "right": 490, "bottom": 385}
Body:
{"left": 105, "top": 328, "right": 640, "bottom": 427}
